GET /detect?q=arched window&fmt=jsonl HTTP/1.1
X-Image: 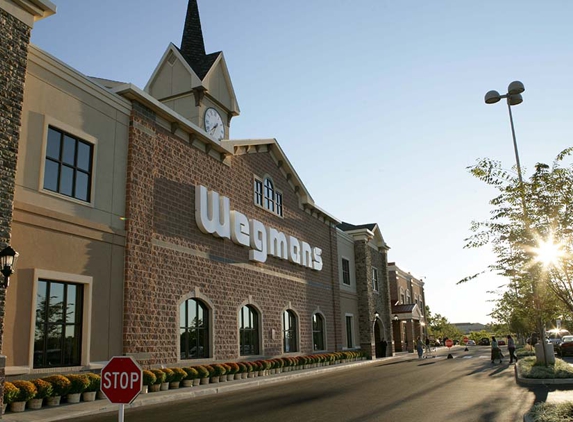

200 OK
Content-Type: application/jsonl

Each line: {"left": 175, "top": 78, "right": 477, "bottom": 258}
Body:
{"left": 180, "top": 298, "right": 209, "bottom": 359}
{"left": 283, "top": 310, "right": 298, "bottom": 353}
{"left": 264, "top": 178, "right": 275, "bottom": 212}
{"left": 240, "top": 305, "right": 260, "bottom": 356}
{"left": 313, "top": 313, "right": 325, "bottom": 351}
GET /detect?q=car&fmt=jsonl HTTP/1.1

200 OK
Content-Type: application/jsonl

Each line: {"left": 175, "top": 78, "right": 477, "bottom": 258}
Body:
{"left": 556, "top": 335, "right": 573, "bottom": 357}
{"left": 498, "top": 340, "right": 506, "bottom": 346}
{"left": 478, "top": 338, "right": 490, "bottom": 346}
{"left": 467, "top": 340, "right": 476, "bottom": 346}
{"left": 547, "top": 329, "right": 571, "bottom": 347}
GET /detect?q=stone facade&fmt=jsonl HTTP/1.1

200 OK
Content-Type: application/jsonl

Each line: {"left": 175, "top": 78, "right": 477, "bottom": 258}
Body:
{"left": 0, "top": 6, "right": 31, "bottom": 411}
{"left": 124, "top": 102, "right": 341, "bottom": 365}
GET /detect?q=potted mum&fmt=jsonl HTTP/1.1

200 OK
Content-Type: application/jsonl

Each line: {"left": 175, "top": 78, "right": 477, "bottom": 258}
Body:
{"left": 237, "top": 362, "right": 248, "bottom": 379}
{"left": 29, "top": 379, "right": 52, "bottom": 409}
{"left": 3, "top": 381, "right": 19, "bottom": 414}
{"left": 82, "top": 373, "right": 100, "bottom": 402}
{"left": 169, "top": 367, "right": 186, "bottom": 389}
{"left": 11, "top": 380, "right": 37, "bottom": 413}
{"left": 149, "top": 369, "right": 165, "bottom": 393}
{"left": 182, "top": 367, "right": 198, "bottom": 387}
{"left": 42, "top": 375, "right": 71, "bottom": 406}
{"left": 64, "top": 374, "right": 90, "bottom": 403}
{"left": 196, "top": 365, "right": 210, "bottom": 385}
{"left": 161, "top": 368, "right": 173, "bottom": 390}
{"left": 142, "top": 370, "right": 156, "bottom": 394}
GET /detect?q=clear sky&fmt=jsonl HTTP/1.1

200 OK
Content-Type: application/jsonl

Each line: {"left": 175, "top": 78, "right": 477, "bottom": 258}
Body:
{"left": 31, "top": 0, "right": 573, "bottom": 324}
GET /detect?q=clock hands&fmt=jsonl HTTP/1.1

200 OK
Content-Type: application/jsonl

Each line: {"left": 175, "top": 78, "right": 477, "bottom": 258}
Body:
{"left": 208, "top": 123, "right": 219, "bottom": 135}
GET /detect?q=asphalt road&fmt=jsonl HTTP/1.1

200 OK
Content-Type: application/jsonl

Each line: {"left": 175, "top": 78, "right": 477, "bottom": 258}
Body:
{"left": 80, "top": 347, "right": 549, "bottom": 422}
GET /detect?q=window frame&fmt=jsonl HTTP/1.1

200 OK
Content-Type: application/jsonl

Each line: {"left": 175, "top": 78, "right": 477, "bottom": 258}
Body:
{"left": 239, "top": 305, "right": 260, "bottom": 356}
{"left": 253, "top": 175, "right": 284, "bottom": 217}
{"left": 29, "top": 269, "right": 92, "bottom": 369}
{"left": 282, "top": 309, "right": 298, "bottom": 353}
{"left": 40, "top": 116, "right": 97, "bottom": 207}
{"left": 312, "top": 313, "right": 326, "bottom": 351}
{"left": 345, "top": 314, "right": 355, "bottom": 349}
{"left": 179, "top": 298, "right": 210, "bottom": 360}
{"left": 372, "top": 267, "right": 379, "bottom": 292}
{"left": 341, "top": 258, "right": 351, "bottom": 286}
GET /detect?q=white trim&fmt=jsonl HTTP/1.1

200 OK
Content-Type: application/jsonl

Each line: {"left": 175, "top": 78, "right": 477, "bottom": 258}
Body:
{"left": 344, "top": 313, "right": 355, "bottom": 349}
{"left": 29, "top": 269, "right": 93, "bottom": 369}
{"left": 341, "top": 256, "right": 351, "bottom": 286}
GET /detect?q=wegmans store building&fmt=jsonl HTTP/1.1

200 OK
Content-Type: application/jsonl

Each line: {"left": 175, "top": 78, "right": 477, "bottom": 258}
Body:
{"left": 0, "top": 0, "right": 422, "bottom": 383}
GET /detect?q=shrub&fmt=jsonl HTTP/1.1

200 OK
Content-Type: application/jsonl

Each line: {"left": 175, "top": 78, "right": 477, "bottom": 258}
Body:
{"left": 3, "top": 381, "right": 19, "bottom": 405}
{"left": 243, "top": 362, "right": 253, "bottom": 372}
{"left": 170, "top": 367, "right": 186, "bottom": 382}
{"left": 195, "top": 366, "right": 210, "bottom": 379}
{"left": 237, "top": 362, "right": 247, "bottom": 374}
{"left": 65, "top": 374, "right": 90, "bottom": 394}
{"left": 182, "top": 367, "right": 198, "bottom": 380}
{"left": 226, "top": 362, "right": 239, "bottom": 374}
{"left": 203, "top": 365, "right": 215, "bottom": 377}
{"left": 30, "top": 379, "right": 53, "bottom": 399}
{"left": 42, "top": 375, "right": 71, "bottom": 397}
{"left": 12, "top": 380, "right": 37, "bottom": 402}
{"left": 142, "top": 370, "right": 157, "bottom": 387}
{"left": 150, "top": 369, "right": 166, "bottom": 385}
{"left": 84, "top": 373, "right": 101, "bottom": 392}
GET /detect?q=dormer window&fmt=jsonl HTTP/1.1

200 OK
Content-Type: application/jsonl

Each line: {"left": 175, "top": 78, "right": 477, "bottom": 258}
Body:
{"left": 254, "top": 175, "right": 283, "bottom": 217}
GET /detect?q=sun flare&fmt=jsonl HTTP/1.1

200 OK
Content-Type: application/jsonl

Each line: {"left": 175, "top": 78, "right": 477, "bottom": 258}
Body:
{"left": 532, "top": 235, "right": 565, "bottom": 267}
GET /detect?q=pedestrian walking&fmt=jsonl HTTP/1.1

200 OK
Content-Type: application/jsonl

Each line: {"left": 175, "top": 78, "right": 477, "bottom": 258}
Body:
{"left": 425, "top": 337, "right": 431, "bottom": 354}
{"left": 491, "top": 336, "right": 502, "bottom": 364}
{"left": 507, "top": 335, "right": 518, "bottom": 364}
{"left": 416, "top": 337, "right": 424, "bottom": 359}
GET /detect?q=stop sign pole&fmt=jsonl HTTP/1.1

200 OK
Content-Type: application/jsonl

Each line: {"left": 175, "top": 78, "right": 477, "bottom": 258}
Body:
{"left": 101, "top": 356, "right": 143, "bottom": 422}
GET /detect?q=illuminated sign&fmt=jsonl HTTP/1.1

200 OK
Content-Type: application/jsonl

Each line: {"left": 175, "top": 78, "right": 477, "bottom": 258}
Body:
{"left": 195, "top": 185, "right": 323, "bottom": 271}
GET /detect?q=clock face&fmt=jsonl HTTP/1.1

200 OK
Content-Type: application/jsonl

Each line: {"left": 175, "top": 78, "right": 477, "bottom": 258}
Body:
{"left": 204, "top": 107, "right": 225, "bottom": 141}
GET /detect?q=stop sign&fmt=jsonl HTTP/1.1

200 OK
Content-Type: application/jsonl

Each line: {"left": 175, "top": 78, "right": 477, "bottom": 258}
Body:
{"left": 445, "top": 339, "right": 454, "bottom": 348}
{"left": 101, "top": 356, "right": 142, "bottom": 404}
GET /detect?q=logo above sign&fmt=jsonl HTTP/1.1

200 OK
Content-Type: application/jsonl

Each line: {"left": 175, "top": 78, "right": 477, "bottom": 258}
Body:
{"left": 195, "top": 185, "right": 323, "bottom": 271}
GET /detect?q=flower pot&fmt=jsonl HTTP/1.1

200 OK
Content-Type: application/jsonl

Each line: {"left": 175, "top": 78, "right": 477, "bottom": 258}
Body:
{"left": 67, "top": 393, "right": 81, "bottom": 403}
{"left": 192, "top": 379, "right": 200, "bottom": 387}
{"left": 247, "top": 372, "right": 255, "bottom": 378}
{"left": 149, "top": 384, "right": 161, "bottom": 392}
{"left": 219, "top": 376, "right": 226, "bottom": 383}
{"left": 182, "top": 380, "right": 193, "bottom": 387}
{"left": 169, "top": 381, "right": 180, "bottom": 389}
{"left": 200, "top": 377, "right": 209, "bottom": 385}
{"left": 160, "top": 382, "right": 169, "bottom": 391}
{"left": 10, "top": 401, "right": 26, "bottom": 413}
{"left": 2, "top": 403, "right": 7, "bottom": 414}
{"left": 234, "top": 374, "right": 242, "bottom": 381}
{"left": 27, "top": 398, "right": 44, "bottom": 409}
{"left": 46, "top": 396, "right": 61, "bottom": 407}
{"left": 97, "top": 391, "right": 106, "bottom": 400}
{"left": 210, "top": 376, "right": 219, "bottom": 383}
{"left": 82, "top": 391, "right": 97, "bottom": 402}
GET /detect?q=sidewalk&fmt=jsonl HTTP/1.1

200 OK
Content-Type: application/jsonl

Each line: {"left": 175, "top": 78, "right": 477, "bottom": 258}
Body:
{"left": 2, "top": 352, "right": 415, "bottom": 422}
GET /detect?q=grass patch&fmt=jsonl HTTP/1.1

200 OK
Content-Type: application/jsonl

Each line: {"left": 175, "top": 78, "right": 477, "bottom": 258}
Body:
{"left": 517, "top": 345, "right": 536, "bottom": 358}
{"left": 518, "top": 356, "right": 573, "bottom": 379}
{"left": 529, "top": 401, "right": 573, "bottom": 422}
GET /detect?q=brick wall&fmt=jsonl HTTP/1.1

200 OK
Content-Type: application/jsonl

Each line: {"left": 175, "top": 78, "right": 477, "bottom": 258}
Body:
{"left": 0, "top": 6, "right": 31, "bottom": 412}
{"left": 124, "top": 102, "right": 340, "bottom": 366}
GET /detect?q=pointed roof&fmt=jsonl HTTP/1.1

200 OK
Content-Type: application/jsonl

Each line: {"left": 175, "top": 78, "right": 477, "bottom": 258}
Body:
{"left": 179, "top": 0, "right": 220, "bottom": 80}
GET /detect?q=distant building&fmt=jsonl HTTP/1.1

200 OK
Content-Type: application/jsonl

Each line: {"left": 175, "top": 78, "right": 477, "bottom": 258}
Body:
{"left": 388, "top": 263, "right": 426, "bottom": 353}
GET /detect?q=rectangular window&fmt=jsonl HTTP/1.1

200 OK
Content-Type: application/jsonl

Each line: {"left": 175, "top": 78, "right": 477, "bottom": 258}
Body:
{"left": 275, "top": 192, "right": 283, "bottom": 217}
{"left": 346, "top": 316, "right": 354, "bottom": 348}
{"left": 34, "top": 280, "right": 83, "bottom": 368}
{"left": 342, "top": 258, "right": 350, "bottom": 285}
{"left": 44, "top": 126, "right": 93, "bottom": 202}
{"left": 372, "top": 267, "right": 379, "bottom": 292}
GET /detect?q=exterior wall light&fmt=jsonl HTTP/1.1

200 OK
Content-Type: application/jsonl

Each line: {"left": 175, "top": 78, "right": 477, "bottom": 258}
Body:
{"left": 393, "top": 314, "right": 399, "bottom": 321}
{"left": 0, "top": 246, "right": 19, "bottom": 288}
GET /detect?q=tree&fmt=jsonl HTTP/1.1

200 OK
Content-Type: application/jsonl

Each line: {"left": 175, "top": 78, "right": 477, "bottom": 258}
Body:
{"left": 425, "top": 306, "right": 462, "bottom": 341}
{"left": 461, "top": 148, "right": 573, "bottom": 325}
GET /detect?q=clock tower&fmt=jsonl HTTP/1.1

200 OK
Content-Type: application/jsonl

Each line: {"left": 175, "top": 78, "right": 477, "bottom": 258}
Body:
{"left": 145, "top": 0, "right": 240, "bottom": 142}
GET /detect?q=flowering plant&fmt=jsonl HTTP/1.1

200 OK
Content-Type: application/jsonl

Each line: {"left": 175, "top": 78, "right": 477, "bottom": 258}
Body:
{"left": 142, "top": 370, "right": 157, "bottom": 387}
{"left": 3, "top": 381, "right": 19, "bottom": 405}
{"left": 42, "top": 375, "right": 71, "bottom": 397}
{"left": 12, "top": 380, "right": 37, "bottom": 402}
{"left": 31, "top": 379, "right": 53, "bottom": 399}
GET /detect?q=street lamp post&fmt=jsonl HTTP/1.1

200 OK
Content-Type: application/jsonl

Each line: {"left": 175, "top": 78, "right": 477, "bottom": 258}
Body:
{"left": 484, "top": 81, "right": 548, "bottom": 365}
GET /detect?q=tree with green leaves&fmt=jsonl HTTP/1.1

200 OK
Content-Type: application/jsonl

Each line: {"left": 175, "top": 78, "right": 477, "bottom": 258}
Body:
{"left": 425, "top": 306, "right": 463, "bottom": 341}
{"left": 461, "top": 148, "right": 573, "bottom": 327}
